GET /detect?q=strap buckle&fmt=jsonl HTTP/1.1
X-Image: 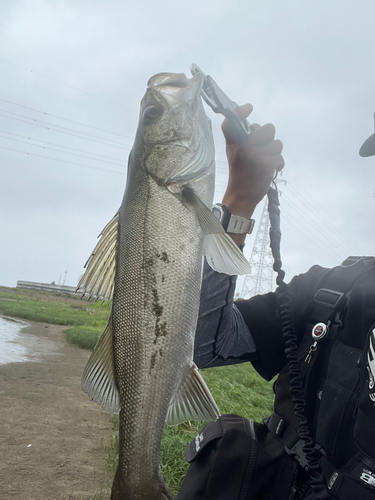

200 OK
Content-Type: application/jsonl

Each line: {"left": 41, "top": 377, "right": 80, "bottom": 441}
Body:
{"left": 314, "top": 288, "right": 345, "bottom": 310}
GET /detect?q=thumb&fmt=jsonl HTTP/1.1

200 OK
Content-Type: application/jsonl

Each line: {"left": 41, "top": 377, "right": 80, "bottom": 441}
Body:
{"left": 221, "top": 103, "right": 253, "bottom": 145}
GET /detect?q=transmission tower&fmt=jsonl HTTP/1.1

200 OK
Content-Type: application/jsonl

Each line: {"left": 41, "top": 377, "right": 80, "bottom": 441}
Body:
{"left": 240, "top": 179, "right": 285, "bottom": 299}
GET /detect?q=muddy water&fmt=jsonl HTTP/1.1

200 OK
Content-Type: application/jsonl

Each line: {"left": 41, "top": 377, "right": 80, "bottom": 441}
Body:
{"left": 0, "top": 316, "right": 58, "bottom": 364}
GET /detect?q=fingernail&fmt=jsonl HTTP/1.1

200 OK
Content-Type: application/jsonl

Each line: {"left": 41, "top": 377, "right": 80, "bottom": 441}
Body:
{"left": 249, "top": 125, "right": 256, "bottom": 132}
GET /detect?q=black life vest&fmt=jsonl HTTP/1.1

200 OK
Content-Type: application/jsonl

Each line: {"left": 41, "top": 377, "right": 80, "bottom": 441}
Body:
{"left": 265, "top": 256, "right": 375, "bottom": 499}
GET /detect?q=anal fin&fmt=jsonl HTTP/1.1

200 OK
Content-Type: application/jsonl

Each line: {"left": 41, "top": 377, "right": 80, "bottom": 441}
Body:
{"left": 166, "top": 363, "right": 220, "bottom": 426}
{"left": 81, "top": 315, "right": 121, "bottom": 414}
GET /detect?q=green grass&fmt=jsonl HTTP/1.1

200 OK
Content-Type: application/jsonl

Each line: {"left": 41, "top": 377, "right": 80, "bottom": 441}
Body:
{"left": 0, "top": 288, "right": 110, "bottom": 327}
{"left": 65, "top": 325, "right": 105, "bottom": 350}
{"left": 0, "top": 286, "right": 274, "bottom": 497}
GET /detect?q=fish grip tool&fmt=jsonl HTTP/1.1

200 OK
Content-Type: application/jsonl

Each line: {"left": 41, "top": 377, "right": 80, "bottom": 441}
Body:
{"left": 191, "top": 63, "right": 254, "bottom": 140}
{"left": 191, "top": 63, "right": 329, "bottom": 499}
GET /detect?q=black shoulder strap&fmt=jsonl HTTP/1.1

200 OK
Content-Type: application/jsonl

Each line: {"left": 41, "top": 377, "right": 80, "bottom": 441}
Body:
{"left": 308, "top": 256, "right": 375, "bottom": 328}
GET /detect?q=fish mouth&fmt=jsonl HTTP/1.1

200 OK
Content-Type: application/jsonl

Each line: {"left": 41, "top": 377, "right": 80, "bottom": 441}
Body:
{"left": 147, "top": 72, "right": 204, "bottom": 107}
{"left": 147, "top": 73, "right": 190, "bottom": 88}
{"left": 147, "top": 72, "right": 195, "bottom": 89}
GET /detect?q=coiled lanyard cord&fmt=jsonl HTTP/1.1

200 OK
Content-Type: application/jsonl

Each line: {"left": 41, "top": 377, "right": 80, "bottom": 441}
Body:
{"left": 267, "top": 185, "right": 329, "bottom": 500}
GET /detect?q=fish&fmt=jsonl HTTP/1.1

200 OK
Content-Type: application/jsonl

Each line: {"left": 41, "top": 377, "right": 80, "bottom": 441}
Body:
{"left": 77, "top": 71, "right": 251, "bottom": 500}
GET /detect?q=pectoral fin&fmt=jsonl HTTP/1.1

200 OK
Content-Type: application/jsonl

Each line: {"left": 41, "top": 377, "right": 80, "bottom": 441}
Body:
{"left": 77, "top": 210, "right": 119, "bottom": 301}
{"left": 166, "top": 363, "right": 220, "bottom": 426}
{"left": 204, "top": 233, "right": 251, "bottom": 276}
{"left": 182, "top": 187, "right": 251, "bottom": 276}
{"left": 81, "top": 315, "right": 121, "bottom": 414}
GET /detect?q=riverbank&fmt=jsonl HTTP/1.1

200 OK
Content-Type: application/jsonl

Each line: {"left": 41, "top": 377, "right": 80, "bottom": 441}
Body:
{"left": 0, "top": 286, "right": 110, "bottom": 350}
{"left": 0, "top": 319, "right": 112, "bottom": 499}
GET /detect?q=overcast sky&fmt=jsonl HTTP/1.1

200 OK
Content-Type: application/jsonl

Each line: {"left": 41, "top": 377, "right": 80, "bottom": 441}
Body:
{"left": 1, "top": 0, "right": 375, "bottom": 296}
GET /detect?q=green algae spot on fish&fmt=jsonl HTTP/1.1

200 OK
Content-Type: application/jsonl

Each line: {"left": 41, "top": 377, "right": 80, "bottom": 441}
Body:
{"left": 77, "top": 71, "right": 250, "bottom": 500}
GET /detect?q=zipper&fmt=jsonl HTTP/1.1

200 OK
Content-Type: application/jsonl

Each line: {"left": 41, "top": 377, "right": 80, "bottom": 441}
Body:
{"left": 239, "top": 419, "right": 258, "bottom": 500}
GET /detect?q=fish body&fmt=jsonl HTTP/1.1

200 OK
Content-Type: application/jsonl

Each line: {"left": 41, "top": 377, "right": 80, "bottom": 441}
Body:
{"left": 78, "top": 72, "right": 250, "bottom": 500}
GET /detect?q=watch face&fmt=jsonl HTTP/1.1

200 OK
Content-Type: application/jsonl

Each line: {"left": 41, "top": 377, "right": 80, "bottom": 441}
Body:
{"left": 212, "top": 206, "right": 222, "bottom": 221}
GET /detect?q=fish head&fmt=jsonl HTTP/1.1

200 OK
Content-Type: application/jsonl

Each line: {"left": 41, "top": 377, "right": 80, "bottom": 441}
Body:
{"left": 134, "top": 72, "right": 215, "bottom": 187}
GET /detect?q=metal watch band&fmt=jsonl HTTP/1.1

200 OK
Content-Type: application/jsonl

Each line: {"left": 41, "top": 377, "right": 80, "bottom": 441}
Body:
{"left": 212, "top": 204, "right": 255, "bottom": 235}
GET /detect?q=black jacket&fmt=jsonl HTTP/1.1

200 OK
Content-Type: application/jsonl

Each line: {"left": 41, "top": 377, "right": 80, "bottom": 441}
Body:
{"left": 196, "top": 258, "right": 375, "bottom": 471}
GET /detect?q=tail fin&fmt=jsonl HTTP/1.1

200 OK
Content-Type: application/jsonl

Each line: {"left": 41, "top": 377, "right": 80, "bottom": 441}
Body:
{"left": 110, "top": 470, "right": 174, "bottom": 500}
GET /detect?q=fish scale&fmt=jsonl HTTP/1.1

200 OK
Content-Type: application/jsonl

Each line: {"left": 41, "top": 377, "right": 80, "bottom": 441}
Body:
{"left": 112, "top": 175, "right": 203, "bottom": 499}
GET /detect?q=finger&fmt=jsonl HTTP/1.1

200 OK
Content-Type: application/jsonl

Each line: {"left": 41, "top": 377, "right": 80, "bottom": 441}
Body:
{"left": 251, "top": 139, "right": 283, "bottom": 156}
{"left": 221, "top": 117, "right": 236, "bottom": 144}
{"left": 258, "top": 154, "right": 285, "bottom": 172}
{"left": 276, "top": 155, "right": 285, "bottom": 171}
{"left": 247, "top": 123, "right": 276, "bottom": 147}
{"left": 221, "top": 103, "right": 253, "bottom": 144}
{"left": 236, "top": 103, "right": 253, "bottom": 120}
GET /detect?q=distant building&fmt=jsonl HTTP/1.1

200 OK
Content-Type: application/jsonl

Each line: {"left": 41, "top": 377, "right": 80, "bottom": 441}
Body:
{"left": 17, "top": 280, "right": 77, "bottom": 295}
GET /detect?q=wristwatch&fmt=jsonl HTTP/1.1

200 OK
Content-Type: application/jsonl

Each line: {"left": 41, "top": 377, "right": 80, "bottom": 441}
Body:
{"left": 212, "top": 204, "right": 255, "bottom": 234}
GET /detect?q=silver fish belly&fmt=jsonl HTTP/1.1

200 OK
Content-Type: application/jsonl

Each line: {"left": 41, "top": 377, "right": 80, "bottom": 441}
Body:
{"left": 78, "top": 71, "right": 250, "bottom": 500}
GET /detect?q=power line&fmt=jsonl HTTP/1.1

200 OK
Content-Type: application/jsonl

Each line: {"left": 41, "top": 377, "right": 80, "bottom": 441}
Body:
{"left": 0, "top": 108, "right": 133, "bottom": 147}
{"left": 0, "top": 113, "right": 131, "bottom": 150}
{"left": 0, "top": 57, "right": 137, "bottom": 111}
{"left": 0, "top": 130, "right": 127, "bottom": 162}
{"left": 281, "top": 192, "right": 359, "bottom": 256}
{"left": 0, "top": 145, "right": 126, "bottom": 175}
{"left": 0, "top": 135, "right": 127, "bottom": 167}
{"left": 285, "top": 182, "right": 362, "bottom": 254}
{"left": 0, "top": 98, "right": 136, "bottom": 140}
{"left": 280, "top": 204, "right": 346, "bottom": 263}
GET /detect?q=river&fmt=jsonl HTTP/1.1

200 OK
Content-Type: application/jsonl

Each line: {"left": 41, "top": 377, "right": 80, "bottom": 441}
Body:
{"left": 0, "top": 316, "right": 57, "bottom": 365}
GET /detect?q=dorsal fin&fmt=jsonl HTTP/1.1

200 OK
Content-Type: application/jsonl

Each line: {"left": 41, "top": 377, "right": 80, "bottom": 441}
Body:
{"left": 77, "top": 210, "right": 119, "bottom": 301}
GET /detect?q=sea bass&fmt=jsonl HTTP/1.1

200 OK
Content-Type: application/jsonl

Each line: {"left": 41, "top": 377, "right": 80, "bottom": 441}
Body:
{"left": 78, "top": 72, "right": 250, "bottom": 500}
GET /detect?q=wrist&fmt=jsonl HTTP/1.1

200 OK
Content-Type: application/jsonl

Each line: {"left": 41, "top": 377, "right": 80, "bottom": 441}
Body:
{"left": 221, "top": 193, "right": 257, "bottom": 220}
{"left": 212, "top": 203, "right": 255, "bottom": 248}
{"left": 228, "top": 233, "right": 247, "bottom": 247}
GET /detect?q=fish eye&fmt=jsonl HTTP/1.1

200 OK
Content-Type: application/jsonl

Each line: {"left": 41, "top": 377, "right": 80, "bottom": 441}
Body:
{"left": 143, "top": 106, "right": 163, "bottom": 123}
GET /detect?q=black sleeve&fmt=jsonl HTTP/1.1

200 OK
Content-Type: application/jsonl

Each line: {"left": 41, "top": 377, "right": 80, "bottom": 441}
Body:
{"left": 195, "top": 258, "right": 333, "bottom": 380}
{"left": 194, "top": 260, "right": 257, "bottom": 369}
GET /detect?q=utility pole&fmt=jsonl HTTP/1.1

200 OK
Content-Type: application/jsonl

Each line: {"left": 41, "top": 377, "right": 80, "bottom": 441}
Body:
{"left": 240, "top": 179, "right": 285, "bottom": 299}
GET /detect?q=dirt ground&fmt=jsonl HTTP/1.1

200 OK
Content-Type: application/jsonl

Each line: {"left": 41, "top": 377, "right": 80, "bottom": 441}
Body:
{"left": 0, "top": 320, "right": 113, "bottom": 500}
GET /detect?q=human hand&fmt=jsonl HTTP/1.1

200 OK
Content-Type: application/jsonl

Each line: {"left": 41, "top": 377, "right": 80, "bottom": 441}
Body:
{"left": 221, "top": 104, "right": 284, "bottom": 222}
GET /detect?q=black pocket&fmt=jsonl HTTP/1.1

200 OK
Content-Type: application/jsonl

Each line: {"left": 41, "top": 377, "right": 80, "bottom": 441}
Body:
{"left": 315, "top": 342, "right": 361, "bottom": 464}
{"left": 177, "top": 415, "right": 256, "bottom": 500}
{"left": 354, "top": 382, "right": 375, "bottom": 458}
{"left": 177, "top": 415, "right": 302, "bottom": 500}
{"left": 250, "top": 423, "right": 300, "bottom": 500}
